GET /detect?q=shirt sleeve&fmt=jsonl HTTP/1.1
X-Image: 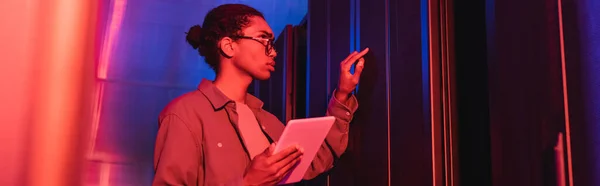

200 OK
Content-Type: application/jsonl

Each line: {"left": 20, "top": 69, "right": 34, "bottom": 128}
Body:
{"left": 152, "top": 114, "right": 201, "bottom": 186}
{"left": 304, "top": 90, "right": 359, "bottom": 180}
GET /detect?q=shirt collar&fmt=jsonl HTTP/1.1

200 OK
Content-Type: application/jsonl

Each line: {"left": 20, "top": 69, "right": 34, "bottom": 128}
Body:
{"left": 197, "top": 79, "right": 264, "bottom": 110}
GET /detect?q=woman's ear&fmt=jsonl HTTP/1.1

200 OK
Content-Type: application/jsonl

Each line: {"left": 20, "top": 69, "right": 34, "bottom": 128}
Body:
{"left": 219, "top": 37, "right": 235, "bottom": 58}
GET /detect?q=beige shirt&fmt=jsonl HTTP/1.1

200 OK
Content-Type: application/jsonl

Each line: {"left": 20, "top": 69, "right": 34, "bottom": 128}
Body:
{"left": 235, "top": 102, "right": 270, "bottom": 159}
{"left": 152, "top": 79, "right": 359, "bottom": 186}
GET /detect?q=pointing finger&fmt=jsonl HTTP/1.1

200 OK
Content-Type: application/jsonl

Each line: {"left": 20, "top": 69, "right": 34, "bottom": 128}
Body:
{"left": 343, "top": 48, "right": 369, "bottom": 71}
{"left": 340, "top": 51, "right": 358, "bottom": 70}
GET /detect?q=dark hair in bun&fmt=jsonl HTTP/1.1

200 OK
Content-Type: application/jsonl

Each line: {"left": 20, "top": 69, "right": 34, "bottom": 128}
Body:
{"left": 185, "top": 4, "right": 264, "bottom": 72}
{"left": 185, "top": 25, "right": 203, "bottom": 49}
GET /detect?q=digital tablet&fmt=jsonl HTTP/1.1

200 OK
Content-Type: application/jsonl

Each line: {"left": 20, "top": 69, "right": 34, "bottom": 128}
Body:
{"left": 273, "top": 116, "right": 336, "bottom": 185}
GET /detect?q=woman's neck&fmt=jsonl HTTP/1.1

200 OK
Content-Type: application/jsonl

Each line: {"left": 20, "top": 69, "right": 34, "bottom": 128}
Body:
{"left": 213, "top": 68, "right": 252, "bottom": 103}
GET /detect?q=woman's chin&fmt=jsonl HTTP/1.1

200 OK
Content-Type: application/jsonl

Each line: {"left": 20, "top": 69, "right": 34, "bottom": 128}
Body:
{"left": 253, "top": 72, "right": 271, "bottom": 81}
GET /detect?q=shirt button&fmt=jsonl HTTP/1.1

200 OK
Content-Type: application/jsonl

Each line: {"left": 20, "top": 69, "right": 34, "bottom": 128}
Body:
{"left": 345, "top": 112, "right": 351, "bottom": 116}
{"left": 217, "top": 143, "right": 223, "bottom": 147}
{"left": 261, "top": 125, "right": 266, "bottom": 130}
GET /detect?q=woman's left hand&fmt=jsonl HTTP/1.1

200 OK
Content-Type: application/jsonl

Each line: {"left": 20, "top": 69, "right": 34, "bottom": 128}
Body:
{"left": 335, "top": 48, "right": 369, "bottom": 102}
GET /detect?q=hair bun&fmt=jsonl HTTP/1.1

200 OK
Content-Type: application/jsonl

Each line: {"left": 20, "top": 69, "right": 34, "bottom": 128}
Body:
{"left": 186, "top": 25, "right": 203, "bottom": 49}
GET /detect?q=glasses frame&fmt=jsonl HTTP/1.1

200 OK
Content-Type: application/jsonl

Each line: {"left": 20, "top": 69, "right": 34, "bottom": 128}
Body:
{"left": 232, "top": 35, "right": 275, "bottom": 57}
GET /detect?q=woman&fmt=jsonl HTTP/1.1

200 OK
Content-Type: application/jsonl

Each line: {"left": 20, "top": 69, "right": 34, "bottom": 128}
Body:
{"left": 153, "top": 3, "right": 368, "bottom": 186}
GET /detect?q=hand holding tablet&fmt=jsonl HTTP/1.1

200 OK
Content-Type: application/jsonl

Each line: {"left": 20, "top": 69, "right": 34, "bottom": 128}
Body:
{"left": 272, "top": 116, "right": 336, "bottom": 185}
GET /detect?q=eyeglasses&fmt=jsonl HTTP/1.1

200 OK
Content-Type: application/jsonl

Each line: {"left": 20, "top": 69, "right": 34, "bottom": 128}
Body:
{"left": 233, "top": 36, "right": 275, "bottom": 57}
